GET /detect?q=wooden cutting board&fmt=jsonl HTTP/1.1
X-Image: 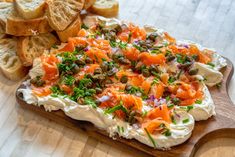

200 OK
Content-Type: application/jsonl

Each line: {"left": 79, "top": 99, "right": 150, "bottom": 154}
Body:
{"left": 16, "top": 58, "right": 235, "bottom": 157}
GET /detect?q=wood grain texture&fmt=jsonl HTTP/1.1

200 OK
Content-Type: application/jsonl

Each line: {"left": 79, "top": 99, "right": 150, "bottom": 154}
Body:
{"left": 1, "top": 0, "right": 235, "bottom": 157}
{"left": 15, "top": 59, "right": 235, "bottom": 157}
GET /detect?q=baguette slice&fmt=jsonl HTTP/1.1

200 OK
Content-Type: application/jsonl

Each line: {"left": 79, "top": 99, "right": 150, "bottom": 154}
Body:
{"left": 17, "top": 33, "right": 58, "bottom": 66}
{"left": 6, "top": 15, "right": 53, "bottom": 36}
{"left": 83, "top": 0, "right": 96, "bottom": 10}
{"left": 90, "top": 0, "right": 119, "bottom": 17}
{"left": 0, "top": 38, "right": 27, "bottom": 81}
{"left": 46, "top": 0, "right": 84, "bottom": 31}
{"left": 57, "top": 15, "right": 81, "bottom": 42}
{"left": 0, "top": 1, "right": 13, "bottom": 33}
{"left": 14, "top": 0, "right": 46, "bottom": 19}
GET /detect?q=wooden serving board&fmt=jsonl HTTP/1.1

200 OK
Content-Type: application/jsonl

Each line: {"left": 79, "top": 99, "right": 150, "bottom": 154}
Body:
{"left": 16, "top": 58, "right": 235, "bottom": 157}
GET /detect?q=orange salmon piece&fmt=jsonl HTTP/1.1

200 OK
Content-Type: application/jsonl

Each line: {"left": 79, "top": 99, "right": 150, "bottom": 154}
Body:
{"left": 138, "top": 52, "right": 166, "bottom": 66}
{"left": 147, "top": 104, "right": 172, "bottom": 123}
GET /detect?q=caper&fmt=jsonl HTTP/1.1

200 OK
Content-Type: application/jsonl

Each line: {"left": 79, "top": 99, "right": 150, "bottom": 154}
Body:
{"left": 149, "top": 65, "right": 158, "bottom": 74}
{"left": 125, "top": 84, "right": 132, "bottom": 91}
{"left": 86, "top": 82, "right": 93, "bottom": 88}
{"left": 166, "top": 55, "right": 176, "bottom": 62}
{"left": 95, "top": 87, "right": 103, "bottom": 94}
{"left": 172, "top": 97, "right": 181, "bottom": 105}
{"left": 77, "top": 98, "right": 84, "bottom": 104}
{"left": 100, "top": 62, "right": 108, "bottom": 72}
{"left": 142, "top": 69, "right": 150, "bottom": 77}
{"left": 92, "top": 74, "right": 105, "bottom": 81}
{"left": 104, "top": 79, "right": 113, "bottom": 84}
{"left": 75, "top": 59, "right": 85, "bottom": 66}
{"left": 107, "top": 70, "right": 115, "bottom": 76}
{"left": 94, "top": 68, "right": 102, "bottom": 74}
{"left": 118, "top": 58, "right": 130, "bottom": 65}
{"left": 86, "top": 74, "right": 93, "bottom": 79}
{"left": 120, "top": 75, "right": 128, "bottom": 83}
{"left": 188, "top": 69, "right": 199, "bottom": 75}
{"left": 72, "top": 65, "right": 80, "bottom": 74}
{"left": 30, "top": 77, "right": 37, "bottom": 85}
{"left": 192, "top": 54, "right": 199, "bottom": 61}
{"left": 95, "top": 99, "right": 101, "bottom": 106}
{"left": 147, "top": 32, "right": 158, "bottom": 41}
{"left": 85, "top": 57, "right": 93, "bottom": 64}
{"left": 127, "top": 111, "right": 136, "bottom": 124}
{"left": 114, "top": 24, "right": 122, "bottom": 33}
{"left": 179, "top": 62, "right": 192, "bottom": 70}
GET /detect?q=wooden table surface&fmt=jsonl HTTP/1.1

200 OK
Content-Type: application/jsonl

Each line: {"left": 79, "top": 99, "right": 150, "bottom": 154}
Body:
{"left": 1, "top": 0, "right": 235, "bottom": 156}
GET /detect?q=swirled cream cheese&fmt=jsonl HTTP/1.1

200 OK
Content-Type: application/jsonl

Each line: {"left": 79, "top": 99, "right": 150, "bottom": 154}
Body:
{"left": 177, "top": 82, "right": 216, "bottom": 121}
{"left": 18, "top": 84, "right": 194, "bottom": 149}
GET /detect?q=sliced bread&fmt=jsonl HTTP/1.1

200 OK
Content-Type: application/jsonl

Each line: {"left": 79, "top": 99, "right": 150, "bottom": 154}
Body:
{"left": 14, "top": 0, "right": 46, "bottom": 19}
{"left": 90, "top": 0, "right": 119, "bottom": 17}
{"left": 6, "top": 15, "right": 53, "bottom": 36}
{"left": 46, "top": 0, "right": 84, "bottom": 31}
{"left": 57, "top": 15, "right": 81, "bottom": 42}
{"left": 17, "top": 33, "right": 58, "bottom": 66}
{"left": 83, "top": 0, "right": 96, "bottom": 10}
{"left": 0, "top": 38, "right": 27, "bottom": 81}
{"left": 0, "top": 1, "right": 13, "bottom": 33}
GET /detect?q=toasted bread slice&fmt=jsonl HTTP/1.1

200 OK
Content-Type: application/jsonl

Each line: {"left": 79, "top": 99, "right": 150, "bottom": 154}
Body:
{"left": 90, "top": 0, "right": 119, "bottom": 17}
{"left": 17, "top": 33, "right": 58, "bottom": 66}
{"left": 0, "top": 38, "right": 27, "bottom": 81}
{"left": 83, "top": 0, "right": 96, "bottom": 10}
{"left": 46, "top": 0, "right": 84, "bottom": 31}
{"left": 0, "top": 1, "right": 13, "bottom": 33}
{"left": 14, "top": 0, "right": 46, "bottom": 19}
{"left": 6, "top": 15, "right": 53, "bottom": 36}
{"left": 57, "top": 15, "right": 81, "bottom": 42}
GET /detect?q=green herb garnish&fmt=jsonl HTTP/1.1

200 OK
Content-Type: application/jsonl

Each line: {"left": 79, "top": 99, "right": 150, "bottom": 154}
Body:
{"left": 105, "top": 101, "right": 127, "bottom": 114}
{"left": 207, "top": 62, "right": 215, "bottom": 68}
{"left": 182, "top": 118, "right": 189, "bottom": 123}
{"left": 81, "top": 23, "right": 89, "bottom": 30}
{"left": 195, "top": 99, "right": 202, "bottom": 104}
{"left": 144, "top": 128, "right": 157, "bottom": 149}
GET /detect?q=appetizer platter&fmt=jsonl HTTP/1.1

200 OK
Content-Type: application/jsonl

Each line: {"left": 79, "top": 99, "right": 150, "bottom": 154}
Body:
{"left": 0, "top": 0, "right": 234, "bottom": 156}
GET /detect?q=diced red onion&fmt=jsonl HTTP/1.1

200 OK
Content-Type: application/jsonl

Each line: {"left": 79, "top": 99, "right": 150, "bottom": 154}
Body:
{"left": 98, "top": 96, "right": 110, "bottom": 102}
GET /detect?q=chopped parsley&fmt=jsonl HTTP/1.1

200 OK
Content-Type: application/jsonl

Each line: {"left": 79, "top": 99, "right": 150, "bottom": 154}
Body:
{"left": 84, "top": 97, "right": 97, "bottom": 108}
{"left": 64, "top": 75, "right": 75, "bottom": 86}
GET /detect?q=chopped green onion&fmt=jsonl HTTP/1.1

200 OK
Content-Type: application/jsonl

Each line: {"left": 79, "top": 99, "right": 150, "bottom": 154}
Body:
{"left": 144, "top": 128, "right": 157, "bottom": 149}
{"left": 167, "top": 103, "right": 174, "bottom": 109}
{"left": 195, "top": 99, "right": 202, "bottom": 104}
{"left": 182, "top": 118, "right": 189, "bottom": 123}
{"left": 163, "top": 129, "right": 172, "bottom": 136}
{"left": 105, "top": 101, "right": 127, "bottom": 114}
{"left": 121, "top": 126, "right": 125, "bottom": 133}
{"left": 207, "top": 62, "right": 215, "bottom": 68}
{"left": 186, "top": 106, "right": 194, "bottom": 112}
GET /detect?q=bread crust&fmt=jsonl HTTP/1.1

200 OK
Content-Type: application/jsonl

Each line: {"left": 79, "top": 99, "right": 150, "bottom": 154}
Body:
{"left": 90, "top": 0, "right": 119, "bottom": 17}
{"left": 6, "top": 16, "right": 53, "bottom": 36}
{"left": 14, "top": 0, "right": 46, "bottom": 19}
{"left": 46, "top": 0, "right": 84, "bottom": 31}
{"left": 83, "top": 0, "right": 96, "bottom": 10}
{"left": 0, "top": 38, "right": 27, "bottom": 81}
{"left": 17, "top": 33, "right": 58, "bottom": 66}
{"left": 57, "top": 15, "right": 81, "bottom": 42}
